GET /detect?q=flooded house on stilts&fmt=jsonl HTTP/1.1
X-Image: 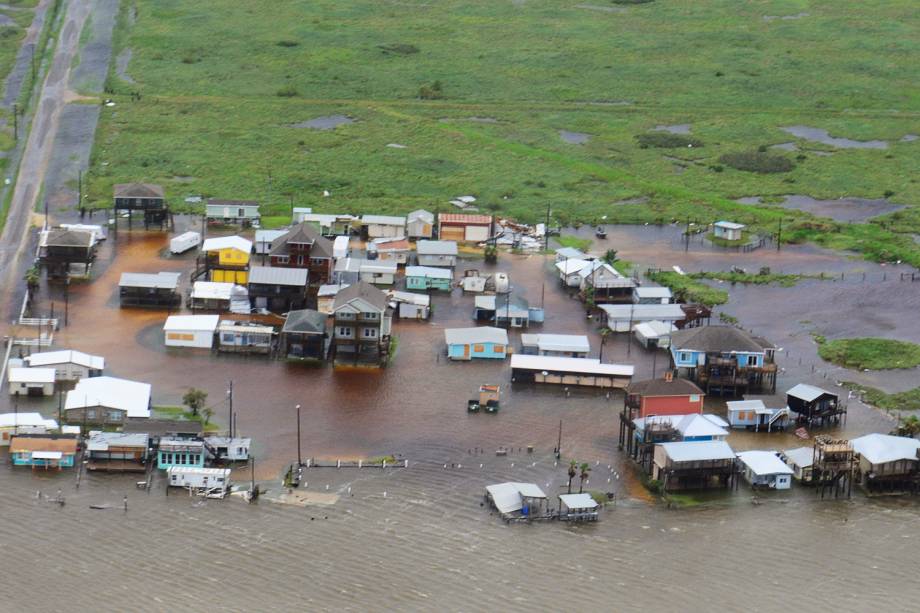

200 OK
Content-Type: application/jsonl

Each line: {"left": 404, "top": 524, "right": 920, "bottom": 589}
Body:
{"left": 810, "top": 436, "right": 857, "bottom": 498}
{"left": 669, "top": 325, "right": 777, "bottom": 396}
{"left": 785, "top": 384, "right": 846, "bottom": 428}
{"left": 652, "top": 440, "right": 737, "bottom": 492}
{"left": 851, "top": 433, "right": 920, "bottom": 495}
{"left": 112, "top": 183, "right": 170, "bottom": 232}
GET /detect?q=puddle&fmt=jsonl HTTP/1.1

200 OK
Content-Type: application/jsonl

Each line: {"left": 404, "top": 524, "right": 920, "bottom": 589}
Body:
{"left": 739, "top": 194, "right": 905, "bottom": 222}
{"left": 900, "top": 134, "right": 919, "bottom": 143}
{"left": 770, "top": 142, "right": 798, "bottom": 152}
{"left": 575, "top": 4, "right": 626, "bottom": 13}
{"left": 0, "top": 15, "right": 16, "bottom": 27}
{"left": 763, "top": 12, "right": 809, "bottom": 21}
{"left": 780, "top": 126, "right": 888, "bottom": 149}
{"left": 291, "top": 115, "right": 354, "bottom": 130}
{"left": 653, "top": 124, "right": 691, "bottom": 135}
{"left": 560, "top": 130, "right": 591, "bottom": 144}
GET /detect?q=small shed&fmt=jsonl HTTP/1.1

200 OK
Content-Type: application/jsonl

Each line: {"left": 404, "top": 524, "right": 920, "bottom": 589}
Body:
{"left": 405, "top": 266, "right": 452, "bottom": 291}
{"left": 633, "top": 286, "right": 673, "bottom": 305}
{"left": 438, "top": 213, "right": 492, "bottom": 243}
{"left": 632, "top": 320, "right": 677, "bottom": 349}
{"left": 361, "top": 215, "right": 406, "bottom": 239}
{"left": 713, "top": 221, "right": 745, "bottom": 241}
{"left": 170, "top": 231, "right": 201, "bottom": 254}
{"left": 781, "top": 447, "right": 815, "bottom": 482}
{"left": 558, "top": 493, "right": 599, "bottom": 522}
{"left": 416, "top": 240, "right": 458, "bottom": 268}
{"left": 360, "top": 260, "right": 397, "bottom": 286}
{"left": 254, "top": 229, "right": 288, "bottom": 255}
{"left": 7, "top": 368, "right": 55, "bottom": 396}
{"left": 484, "top": 482, "right": 547, "bottom": 519}
{"left": 407, "top": 209, "right": 434, "bottom": 239}
{"left": 445, "top": 327, "right": 509, "bottom": 360}
{"left": 389, "top": 291, "right": 431, "bottom": 320}
{"left": 600, "top": 304, "right": 686, "bottom": 333}
{"left": 519, "top": 333, "right": 590, "bottom": 357}
{"left": 164, "top": 314, "right": 219, "bottom": 348}
{"left": 333, "top": 235, "right": 350, "bottom": 260}
{"left": 737, "top": 450, "right": 794, "bottom": 490}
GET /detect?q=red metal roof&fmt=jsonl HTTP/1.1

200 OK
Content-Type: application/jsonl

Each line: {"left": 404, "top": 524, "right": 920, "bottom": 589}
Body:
{"left": 438, "top": 213, "right": 492, "bottom": 225}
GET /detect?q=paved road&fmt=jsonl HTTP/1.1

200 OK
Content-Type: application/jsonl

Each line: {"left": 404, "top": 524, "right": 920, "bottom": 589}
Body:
{"left": 0, "top": 0, "right": 92, "bottom": 320}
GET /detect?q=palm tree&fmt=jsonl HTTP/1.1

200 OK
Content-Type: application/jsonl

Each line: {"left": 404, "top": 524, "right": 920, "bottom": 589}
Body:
{"left": 182, "top": 388, "right": 208, "bottom": 417}
{"left": 567, "top": 460, "right": 577, "bottom": 494}
{"left": 597, "top": 326, "right": 612, "bottom": 361}
{"left": 578, "top": 462, "right": 591, "bottom": 493}
{"left": 894, "top": 414, "right": 920, "bottom": 438}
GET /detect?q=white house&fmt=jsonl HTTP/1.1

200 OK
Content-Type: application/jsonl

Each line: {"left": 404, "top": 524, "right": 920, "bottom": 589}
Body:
{"left": 361, "top": 215, "right": 406, "bottom": 239}
{"left": 781, "top": 447, "right": 815, "bottom": 482}
{"left": 0, "top": 412, "right": 58, "bottom": 446}
{"left": 406, "top": 209, "right": 434, "bottom": 239}
{"left": 554, "top": 247, "right": 588, "bottom": 262}
{"left": 388, "top": 291, "right": 431, "bottom": 320}
{"left": 166, "top": 466, "right": 232, "bottom": 495}
{"left": 520, "top": 334, "right": 590, "bottom": 357}
{"left": 600, "top": 304, "right": 686, "bottom": 332}
{"left": 736, "top": 450, "right": 794, "bottom": 490}
{"left": 8, "top": 368, "right": 55, "bottom": 396}
{"left": 254, "top": 229, "right": 288, "bottom": 255}
{"left": 360, "top": 260, "right": 397, "bottom": 286}
{"left": 416, "top": 240, "right": 458, "bottom": 268}
{"left": 555, "top": 258, "right": 591, "bottom": 287}
{"left": 24, "top": 349, "right": 104, "bottom": 381}
{"left": 633, "top": 286, "right": 673, "bottom": 305}
{"left": 163, "top": 314, "right": 220, "bottom": 348}
{"left": 205, "top": 200, "right": 261, "bottom": 227}
{"left": 65, "top": 376, "right": 152, "bottom": 420}
{"left": 713, "top": 221, "right": 745, "bottom": 241}
{"left": 633, "top": 320, "right": 677, "bottom": 349}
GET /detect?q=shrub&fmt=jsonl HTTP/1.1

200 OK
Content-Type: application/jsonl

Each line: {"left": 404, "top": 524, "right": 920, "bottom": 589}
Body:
{"left": 418, "top": 80, "right": 444, "bottom": 100}
{"left": 277, "top": 40, "right": 300, "bottom": 47}
{"left": 719, "top": 151, "right": 794, "bottom": 173}
{"left": 276, "top": 85, "right": 298, "bottom": 97}
{"left": 635, "top": 133, "right": 703, "bottom": 148}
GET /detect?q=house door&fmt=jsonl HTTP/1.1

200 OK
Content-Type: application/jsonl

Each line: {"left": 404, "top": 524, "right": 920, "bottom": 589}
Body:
{"left": 463, "top": 344, "right": 470, "bottom": 359}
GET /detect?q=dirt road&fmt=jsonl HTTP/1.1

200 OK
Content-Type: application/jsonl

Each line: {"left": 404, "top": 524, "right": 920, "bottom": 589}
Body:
{"left": 0, "top": 0, "right": 92, "bottom": 318}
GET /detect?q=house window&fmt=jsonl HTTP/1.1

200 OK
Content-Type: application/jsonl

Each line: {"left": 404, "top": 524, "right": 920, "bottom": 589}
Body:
{"left": 222, "top": 333, "right": 235, "bottom": 343}
{"left": 338, "top": 327, "right": 353, "bottom": 337}
{"left": 363, "top": 327, "right": 378, "bottom": 338}
{"left": 679, "top": 352, "right": 690, "bottom": 363}
{"left": 338, "top": 312, "right": 354, "bottom": 320}
{"left": 747, "top": 355, "right": 758, "bottom": 366}
{"left": 363, "top": 312, "right": 378, "bottom": 320}
{"left": 494, "top": 345, "right": 505, "bottom": 353}
{"left": 87, "top": 409, "right": 96, "bottom": 419}
{"left": 473, "top": 344, "right": 485, "bottom": 353}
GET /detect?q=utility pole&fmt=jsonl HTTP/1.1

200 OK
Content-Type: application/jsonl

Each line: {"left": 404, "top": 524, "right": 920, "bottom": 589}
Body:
{"left": 227, "top": 380, "right": 233, "bottom": 438}
{"left": 30, "top": 44, "right": 35, "bottom": 84}
{"left": 685, "top": 217, "right": 690, "bottom": 252}
{"left": 295, "top": 404, "right": 302, "bottom": 467}
{"left": 555, "top": 420, "right": 562, "bottom": 459}
{"left": 12, "top": 103, "right": 17, "bottom": 140}
{"left": 776, "top": 218, "right": 783, "bottom": 252}
{"left": 544, "top": 203, "right": 551, "bottom": 251}
{"left": 78, "top": 170, "right": 82, "bottom": 216}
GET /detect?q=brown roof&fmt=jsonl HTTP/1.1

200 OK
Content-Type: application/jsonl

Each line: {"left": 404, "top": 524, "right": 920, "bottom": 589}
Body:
{"left": 45, "top": 229, "right": 94, "bottom": 248}
{"left": 627, "top": 377, "right": 704, "bottom": 397}
{"left": 9, "top": 436, "right": 78, "bottom": 454}
{"left": 439, "top": 213, "right": 492, "bottom": 225}
{"left": 270, "top": 223, "right": 333, "bottom": 259}
{"left": 670, "top": 325, "right": 770, "bottom": 354}
{"left": 333, "top": 281, "right": 388, "bottom": 312}
{"left": 113, "top": 183, "right": 165, "bottom": 198}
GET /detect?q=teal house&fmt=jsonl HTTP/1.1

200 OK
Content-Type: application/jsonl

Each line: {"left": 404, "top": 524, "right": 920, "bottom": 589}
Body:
{"left": 157, "top": 438, "right": 206, "bottom": 470}
{"left": 405, "top": 266, "right": 452, "bottom": 291}
{"left": 445, "top": 326, "right": 509, "bottom": 361}
{"left": 9, "top": 435, "right": 78, "bottom": 469}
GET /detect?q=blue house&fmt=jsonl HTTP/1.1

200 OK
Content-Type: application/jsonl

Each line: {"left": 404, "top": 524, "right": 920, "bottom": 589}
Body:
{"left": 405, "top": 266, "right": 453, "bottom": 291}
{"left": 445, "top": 327, "right": 509, "bottom": 360}
{"left": 669, "top": 325, "right": 777, "bottom": 396}
{"left": 157, "top": 437, "right": 206, "bottom": 470}
{"left": 9, "top": 435, "right": 78, "bottom": 469}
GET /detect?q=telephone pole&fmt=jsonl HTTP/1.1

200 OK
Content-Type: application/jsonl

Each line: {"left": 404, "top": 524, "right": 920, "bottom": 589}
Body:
{"left": 227, "top": 380, "right": 234, "bottom": 438}
{"left": 776, "top": 218, "right": 783, "bottom": 251}
{"left": 295, "top": 404, "right": 302, "bottom": 467}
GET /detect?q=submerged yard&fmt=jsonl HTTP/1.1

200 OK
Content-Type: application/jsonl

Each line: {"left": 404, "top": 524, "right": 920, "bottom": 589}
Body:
{"left": 85, "top": 0, "right": 920, "bottom": 263}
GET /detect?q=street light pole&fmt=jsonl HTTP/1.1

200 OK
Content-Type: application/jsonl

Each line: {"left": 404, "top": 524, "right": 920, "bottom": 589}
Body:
{"left": 296, "top": 404, "right": 302, "bottom": 467}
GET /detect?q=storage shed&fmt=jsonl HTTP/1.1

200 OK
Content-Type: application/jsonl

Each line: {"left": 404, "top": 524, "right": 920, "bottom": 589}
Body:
{"left": 164, "top": 314, "right": 219, "bottom": 348}
{"left": 633, "top": 286, "right": 673, "bottom": 305}
{"left": 361, "top": 215, "right": 406, "bottom": 239}
{"left": 713, "top": 221, "right": 745, "bottom": 241}
{"left": 737, "top": 450, "right": 794, "bottom": 490}
{"left": 633, "top": 320, "right": 677, "bottom": 349}
{"left": 8, "top": 368, "right": 55, "bottom": 396}
{"left": 389, "top": 291, "right": 431, "bottom": 320}
{"left": 416, "top": 240, "right": 458, "bottom": 268}
{"left": 438, "top": 213, "right": 492, "bottom": 243}
{"left": 406, "top": 209, "right": 434, "bottom": 239}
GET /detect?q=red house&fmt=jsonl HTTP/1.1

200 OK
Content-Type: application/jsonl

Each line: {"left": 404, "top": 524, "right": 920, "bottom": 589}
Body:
{"left": 625, "top": 373, "right": 705, "bottom": 418}
{"left": 269, "top": 223, "right": 334, "bottom": 285}
{"left": 437, "top": 213, "right": 493, "bottom": 243}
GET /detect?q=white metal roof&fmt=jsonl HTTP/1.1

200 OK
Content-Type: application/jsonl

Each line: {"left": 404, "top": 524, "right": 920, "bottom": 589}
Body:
{"left": 166, "top": 466, "right": 232, "bottom": 477}
{"left": 635, "top": 413, "right": 727, "bottom": 433}
{"left": 782, "top": 447, "right": 814, "bottom": 469}
{"left": 675, "top": 414, "right": 729, "bottom": 438}
{"left": 577, "top": 260, "right": 623, "bottom": 280}
{"left": 248, "top": 266, "right": 309, "bottom": 286}
{"left": 417, "top": 240, "right": 458, "bottom": 255}
{"left": 405, "top": 266, "right": 452, "bottom": 280}
{"left": 852, "top": 433, "right": 920, "bottom": 465}
{"left": 65, "top": 376, "right": 152, "bottom": 418}
{"left": 737, "top": 451, "right": 795, "bottom": 476}
{"left": 510, "top": 354, "right": 634, "bottom": 377}
{"left": 255, "top": 229, "right": 288, "bottom": 243}
{"left": 362, "top": 215, "right": 406, "bottom": 226}
{"left": 407, "top": 209, "right": 434, "bottom": 223}
{"left": 486, "top": 482, "right": 547, "bottom": 514}
{"left": 555, "top": 258, "right": 591, "bottom": 275}
{"left": 333, "top": 235, "right": 350, "bottom": 256}
{"left": 659, "top": 440, "right": 735, "bottom": 462}
{"left": 360, "top": 260, "right": 397, "bottom": 274}
{"left": 786, "top": 383, "right": 831, "bottom": 402}
{"left": 317, "top": 283, "right": 348, "bottom": 297}
{"left": 444, "top": 327, "right": 508, "bottom": 346}
{"left": 217, "top": 321, "right": 274, "bottom": 335}
{"left": 726, "top": 399, "right": 769, "bottom": 413}
{"left": 164, "top": 314, "right": 220, "bottom": 332}
{"left": 0, "top": 412, "right": 57, "bottom": 429}
{"left": 86, "top": 432, "right": 149, "bottom": 451}
{"left": 601, "top": 304, "right": 686, "bottom": 322}
{"left": 292, "top": 207, "right": 313, "bottom": 214}
{"left": 119, "top": 272, "right": 181, "bottom": 289}
{"left": 25, "top": 349, "right": 105, "bottom": 370}
{"left": 559, "top": 493, "right": 598, "bottom": 510}
{"left": 191, "top": 281, "right": 236, "bottom": 300}
{"left": 555, "top": 247, "right": 587, "bottom": 260}
{"left": 715, "top": 221, "right": 746, "bottom": 230}
{"left": 389, "top": 291, "right": 430, "bottom": 306}
{"left": 520, "top": 334, "right": 590, "bottom": 354}
{"left": 634, "top": 286, "right": 673, "bottom": 298}
{"left": 201, "top": 236, "right": 252, "bottom": 253}
{"left": 633, "top": 320, "right": 677, "bottom": 339}
{"left": 8, "top": 367, "right": 55, "bottom": 384}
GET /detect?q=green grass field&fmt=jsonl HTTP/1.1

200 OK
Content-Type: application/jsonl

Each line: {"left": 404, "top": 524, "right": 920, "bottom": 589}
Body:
{"left": 818, "top": 338, "right": 920, "bottom": 370}
{"left": 86, "top": 0, "right": 920, "bottom": 264}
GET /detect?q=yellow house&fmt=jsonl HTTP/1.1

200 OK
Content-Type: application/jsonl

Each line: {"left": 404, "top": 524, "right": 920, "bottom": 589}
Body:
{"left": 201, "top": 236, "right": 252, "bottom": 284}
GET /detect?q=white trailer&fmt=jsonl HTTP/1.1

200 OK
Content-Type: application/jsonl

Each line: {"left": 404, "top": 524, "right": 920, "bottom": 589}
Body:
{"left": 163, "top": 315, "right": 219, "bottom": 348}
{"left": 169, "top": 231, "right": 201, "bottom": 254}
{"left": 167, "top": 466, "right": 232, "bottom": 497}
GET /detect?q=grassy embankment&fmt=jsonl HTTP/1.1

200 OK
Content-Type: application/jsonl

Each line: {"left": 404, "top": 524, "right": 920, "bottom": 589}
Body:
{"left": 816, "top": 337, "right": 920, "bottom": 412}
{"left": 82, "top": 0, "right": 920, "bottom": 266}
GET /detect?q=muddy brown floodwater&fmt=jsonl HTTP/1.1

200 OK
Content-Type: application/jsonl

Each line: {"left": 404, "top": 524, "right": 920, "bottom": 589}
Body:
{"left": 2, "top": 220, "right": 920, "bottom": 610}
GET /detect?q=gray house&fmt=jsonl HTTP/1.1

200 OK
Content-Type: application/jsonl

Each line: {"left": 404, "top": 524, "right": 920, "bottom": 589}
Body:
{"left": 206, "top": 199, "right": 261, "bottom": 227}
{"left": 417, "top": 240, "right": 458, "bottom": 268}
